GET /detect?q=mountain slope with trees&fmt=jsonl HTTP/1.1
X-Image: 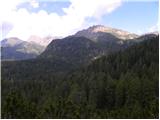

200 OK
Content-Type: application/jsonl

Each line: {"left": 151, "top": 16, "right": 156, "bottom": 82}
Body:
{"left": 1, "top": 35, "right": 159, "bottom": 118}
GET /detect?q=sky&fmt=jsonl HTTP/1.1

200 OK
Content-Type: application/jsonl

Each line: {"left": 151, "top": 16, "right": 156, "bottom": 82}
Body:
{"left": 0, "top": 0, "right": 159, "bottom": 40}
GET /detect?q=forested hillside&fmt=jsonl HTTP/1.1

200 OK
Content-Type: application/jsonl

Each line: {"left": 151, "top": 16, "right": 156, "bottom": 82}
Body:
{"left": 1, "top": 35, "right": 158, "bottom": 118}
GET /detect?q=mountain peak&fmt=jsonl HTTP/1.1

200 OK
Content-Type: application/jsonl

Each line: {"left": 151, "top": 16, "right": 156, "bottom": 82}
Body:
{"left": 75, "top": 25, "right": 139, "bottom": 40}
{"left": 87, "top": 25, "right": 112, "bottom": 33}
{"left": 1, "top": 37, "right": 24, "bottom": 47}
{"left": 27, "top": 35, "right": 59, "bottom": 46}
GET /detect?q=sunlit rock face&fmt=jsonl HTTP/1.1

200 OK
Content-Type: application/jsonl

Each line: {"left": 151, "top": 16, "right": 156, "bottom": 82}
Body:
{"left": 75, "top": 25, "right": 139, "bottom": 41}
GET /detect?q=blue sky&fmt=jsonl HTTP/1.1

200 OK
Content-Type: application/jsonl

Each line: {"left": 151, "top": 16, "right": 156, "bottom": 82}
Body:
{"left": 0, "top": 0, "right": 159, "bottom": 40}
{"left": 17, "top": 1, "right": 71, "bottom": 15}
{"left": 101, "top": 1, "right": 158, "bottom": 34}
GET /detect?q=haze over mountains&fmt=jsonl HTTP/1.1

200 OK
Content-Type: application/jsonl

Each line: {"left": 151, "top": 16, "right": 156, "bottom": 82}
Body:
{"left": 27, "top": 35, "right": 58, "bottom": 46}
{"left": 1, "top": 37, "right": 45, "bottom": 60}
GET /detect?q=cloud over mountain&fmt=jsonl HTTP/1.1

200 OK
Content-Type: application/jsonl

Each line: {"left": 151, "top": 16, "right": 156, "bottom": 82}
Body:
{"left": 0, "top": 0, "right": 122, "bottom": 40}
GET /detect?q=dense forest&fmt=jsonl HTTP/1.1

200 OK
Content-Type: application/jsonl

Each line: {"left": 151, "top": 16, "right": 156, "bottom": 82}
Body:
{"left": 1, "top": 36, "right": 159, "bottom": 118}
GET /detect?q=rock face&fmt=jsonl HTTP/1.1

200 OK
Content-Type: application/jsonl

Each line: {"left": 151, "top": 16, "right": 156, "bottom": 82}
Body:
{"left": 27, "top": 35, "right": 58, "bottom": 46}
{"left": 75, "top": 25, "right": 139, "bottom": 41}
{"left": 1, "top": 37, "right": 45, "bottom": 60}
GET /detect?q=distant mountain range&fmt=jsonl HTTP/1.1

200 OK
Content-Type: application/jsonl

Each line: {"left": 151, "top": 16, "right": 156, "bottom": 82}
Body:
{"left": 27, "top": 35, "right": 58, "bottom": 46}
{"left": 1, "top": 25, "right": 158, "bottom": 61}
{"left": 1, "top": 37, "right": 45, "bottom": 60}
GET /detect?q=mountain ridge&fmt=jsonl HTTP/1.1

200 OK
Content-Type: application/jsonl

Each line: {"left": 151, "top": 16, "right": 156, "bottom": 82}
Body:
{"left": 1, "top": 25, "right": 158, "bottom": 61}
{"left": 1, "top": 37, "right": 45, "bottom": 60}
{"left": 75, "top": 25, "right": 139, "bottom": 41}
{"left": 39, "top": 25, "right": 157, "bottom": 67}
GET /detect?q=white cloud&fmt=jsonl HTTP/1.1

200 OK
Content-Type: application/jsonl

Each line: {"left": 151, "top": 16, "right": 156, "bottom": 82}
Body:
{"left": 30, "top": 0, "right": 39, "bottom": 8}
{"left": 148, "top": 25, "right": 158, "bottom": 32}
{"left": 1, "top": 0, "right": 122, "bottom": 40}
{"left": 136, "top": 23, "right": 158, "bottom": 35}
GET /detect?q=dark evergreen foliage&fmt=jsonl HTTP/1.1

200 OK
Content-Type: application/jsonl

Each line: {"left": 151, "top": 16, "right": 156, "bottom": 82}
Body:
{"left": 1, "top": 36, "right": 159, "bottom": 118}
